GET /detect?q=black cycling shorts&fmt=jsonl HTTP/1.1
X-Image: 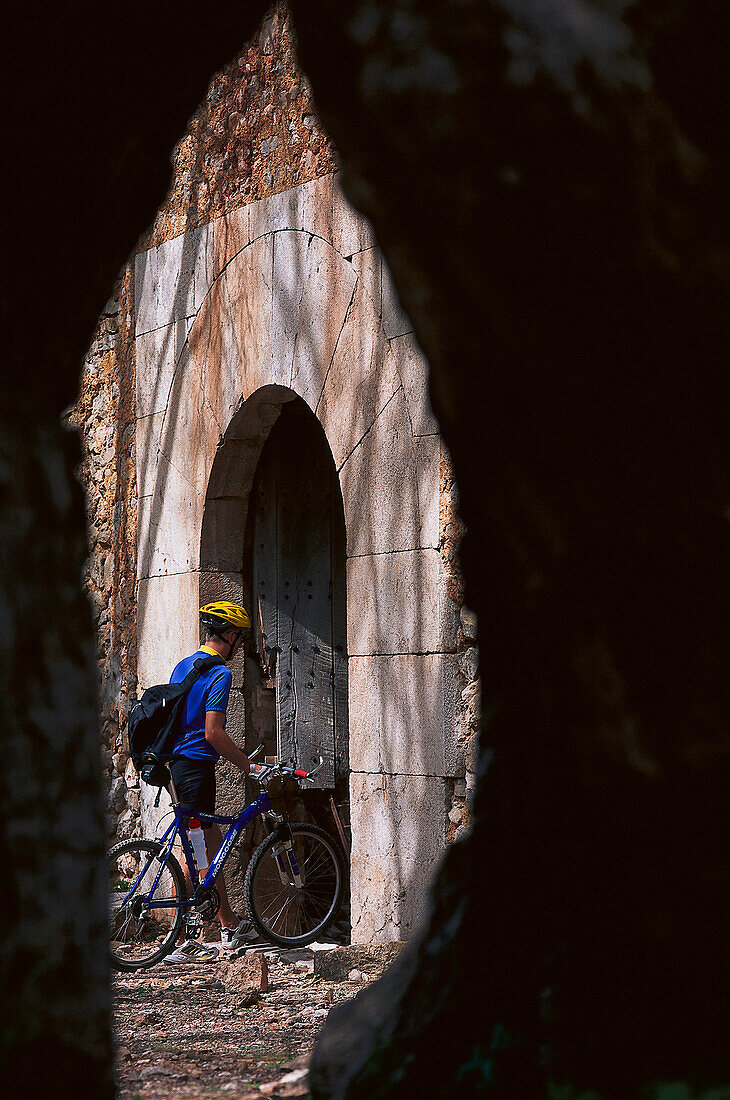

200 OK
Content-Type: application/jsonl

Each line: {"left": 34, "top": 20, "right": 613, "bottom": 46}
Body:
{"left": 169, "top": 756, "right": 216, "bottom": 828}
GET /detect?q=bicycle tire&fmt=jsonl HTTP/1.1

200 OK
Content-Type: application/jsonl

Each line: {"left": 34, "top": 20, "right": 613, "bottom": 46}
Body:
{"left": 108, "top": 838, "right": 186, "bottom": 971}
{"left": 244, "top": 823, "right": 346, "bottom": 948}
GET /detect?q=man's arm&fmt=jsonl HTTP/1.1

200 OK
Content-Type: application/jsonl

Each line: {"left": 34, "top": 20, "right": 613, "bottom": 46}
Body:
{"left": 204, "top": 710, "right": 255, "bottom": 772}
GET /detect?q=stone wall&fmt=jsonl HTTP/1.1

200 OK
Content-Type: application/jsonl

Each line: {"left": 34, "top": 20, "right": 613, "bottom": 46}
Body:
{"left": 132, "top": 169, "right": 475, "bottom": 941}
{"left": 440, "top": 451, "right": 479, "bottom": 842}
{"left": 72, "top": 265, "right": 139, "bottom": 845}
{"left": 75, "top": 3, "right": 480, "bottom": 943}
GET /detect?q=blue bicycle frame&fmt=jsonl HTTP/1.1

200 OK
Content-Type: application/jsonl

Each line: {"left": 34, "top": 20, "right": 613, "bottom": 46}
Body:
{"left": 121, "top": 789, "right": 276, "bottom": 916}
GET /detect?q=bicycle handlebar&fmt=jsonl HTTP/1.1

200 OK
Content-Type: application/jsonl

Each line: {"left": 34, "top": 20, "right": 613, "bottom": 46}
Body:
{"left": 253, "top": 754, "right": 324, "bottom": 785}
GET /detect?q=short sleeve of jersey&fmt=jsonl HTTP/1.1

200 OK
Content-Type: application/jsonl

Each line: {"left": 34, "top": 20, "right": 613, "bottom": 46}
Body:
{"left": 204, "top": 664, "right": 232, "bottom": 712}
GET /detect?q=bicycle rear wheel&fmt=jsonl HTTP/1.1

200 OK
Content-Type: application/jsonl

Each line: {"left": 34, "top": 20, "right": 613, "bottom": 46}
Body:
{"left": 244, "top": 823, "right": 345, "bottom": 948}
{"left": 108, "top": 839, "right": 186, "bottom": 971}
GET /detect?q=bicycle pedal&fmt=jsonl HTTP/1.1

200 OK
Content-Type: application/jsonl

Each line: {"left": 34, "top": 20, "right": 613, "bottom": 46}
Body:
{"left": 185, "top": 918, "right": 203, "bottom": 940}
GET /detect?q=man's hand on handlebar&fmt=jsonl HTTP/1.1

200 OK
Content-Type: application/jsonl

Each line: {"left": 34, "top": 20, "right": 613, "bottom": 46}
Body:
{"left": 247, "top": 761, "right": 292, "bottom": 784}
{"left": 243, "top": 749, "right": 324, "bottom": 784}
{"left": 247, "top": 762, "right": 270, "bottom": 778}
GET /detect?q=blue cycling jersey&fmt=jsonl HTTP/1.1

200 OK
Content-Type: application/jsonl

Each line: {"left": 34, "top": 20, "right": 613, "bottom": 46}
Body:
{"left": 169, "top": 646, "right": 231, "bottom": 761}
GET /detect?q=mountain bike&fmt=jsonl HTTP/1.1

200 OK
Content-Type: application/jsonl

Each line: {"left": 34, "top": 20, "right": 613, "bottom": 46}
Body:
{"left": 108, "top": 752, "right": 346, "bottom": 971}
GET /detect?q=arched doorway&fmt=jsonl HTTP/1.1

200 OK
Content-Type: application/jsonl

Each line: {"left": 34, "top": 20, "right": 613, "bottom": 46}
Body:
{"left": 246, "top": 398, "right": 348, "bottom": 795}
{"left": 197, "top": 386, "right": 350, "bottom": 924}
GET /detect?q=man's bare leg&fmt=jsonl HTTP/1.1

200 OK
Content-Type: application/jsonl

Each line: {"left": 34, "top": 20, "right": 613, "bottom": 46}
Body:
{"left": 206, "top": 823, "right": 239, "bottom": 930}
{"left": 172, "top": 824, "right": 238, "bottom": 945}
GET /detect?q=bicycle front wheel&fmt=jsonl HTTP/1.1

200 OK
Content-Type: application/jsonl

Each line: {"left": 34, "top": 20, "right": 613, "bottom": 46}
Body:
{"left": 108, "top": 839, "right": 186, "bottom": 971}
{"left": 244, "top": 823, "right": 345, "bottom": 948}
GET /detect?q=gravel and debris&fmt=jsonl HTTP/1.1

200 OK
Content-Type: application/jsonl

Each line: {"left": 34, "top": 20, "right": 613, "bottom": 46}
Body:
{"left": 113, "top": 943, "right": 371, "bottom": 1099}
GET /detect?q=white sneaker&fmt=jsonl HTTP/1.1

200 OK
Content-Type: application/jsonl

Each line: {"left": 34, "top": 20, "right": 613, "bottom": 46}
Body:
{"left": 163, "top": 940, "right": 220, "bottom": 964}
{"left": 220, "top": 918, "right": 257, "bottom": 949}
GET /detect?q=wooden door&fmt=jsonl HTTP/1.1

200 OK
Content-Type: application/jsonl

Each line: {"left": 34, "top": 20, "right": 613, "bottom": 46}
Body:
{"left": 252, "top": 402, "right": 347, "bottom": 789}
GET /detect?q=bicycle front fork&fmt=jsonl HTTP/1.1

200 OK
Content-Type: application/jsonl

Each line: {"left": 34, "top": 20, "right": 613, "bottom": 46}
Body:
{"left": 270, "top": 834, "right": 303, "bottom": 888}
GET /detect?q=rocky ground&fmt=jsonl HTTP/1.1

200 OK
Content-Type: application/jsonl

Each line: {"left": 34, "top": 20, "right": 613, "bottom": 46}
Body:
{"left": 112, "top": 943, "right": 382, "bottom": 1099}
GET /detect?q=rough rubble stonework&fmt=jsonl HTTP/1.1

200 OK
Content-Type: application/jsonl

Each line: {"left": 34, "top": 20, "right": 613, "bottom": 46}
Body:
{"left": 145, "top": 4, "right": 337, "bottom": 251}
{"left": 72, "top": 265, "right": 140, "bottom": 843}
{"left": 440, "top": 446, "right": 478, "bottom": 839}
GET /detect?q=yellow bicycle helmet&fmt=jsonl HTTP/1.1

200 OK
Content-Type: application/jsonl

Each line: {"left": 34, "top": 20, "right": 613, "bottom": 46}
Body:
{"left": 199, "top": 601, "right": 251, "bottom": 633}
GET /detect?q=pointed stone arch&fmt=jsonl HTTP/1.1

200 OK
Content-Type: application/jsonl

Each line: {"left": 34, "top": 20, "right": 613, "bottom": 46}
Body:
{"left": 134, "top": 175, "right": 460, "bottom": 941}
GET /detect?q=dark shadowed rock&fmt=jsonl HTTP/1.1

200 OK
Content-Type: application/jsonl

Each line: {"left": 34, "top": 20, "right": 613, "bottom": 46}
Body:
{"left": 294, "top": 1, "right": 730, "bottom": 1095}
{"left": 0, "top": 5, "right": 272, "bottom": 1094}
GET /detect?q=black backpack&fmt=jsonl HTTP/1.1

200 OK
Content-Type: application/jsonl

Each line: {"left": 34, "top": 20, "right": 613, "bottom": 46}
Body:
{"left": 127, "top": 655, "right": 225, "bottom": 786}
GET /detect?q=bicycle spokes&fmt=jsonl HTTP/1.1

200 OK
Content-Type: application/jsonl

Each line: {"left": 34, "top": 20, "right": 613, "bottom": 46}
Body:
{"left": 108, "top": 840, "right": 185, "bottom": 970}
{"left": 245, "top": 825, "right": 344, "bottom": 946}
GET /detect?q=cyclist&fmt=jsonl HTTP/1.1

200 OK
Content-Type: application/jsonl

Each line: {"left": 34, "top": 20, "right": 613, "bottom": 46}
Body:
{"left": 164, "top": 600, "right": 262, "bottom": 963}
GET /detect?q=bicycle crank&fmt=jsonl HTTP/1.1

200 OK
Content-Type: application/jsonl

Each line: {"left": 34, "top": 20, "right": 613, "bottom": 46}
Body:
{"left": 194, "top": 887, "right": 221, "bottom": 921}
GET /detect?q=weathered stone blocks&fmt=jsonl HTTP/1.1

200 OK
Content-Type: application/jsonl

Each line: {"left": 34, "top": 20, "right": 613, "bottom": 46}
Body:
{"left": 137, "top": 458, "right": 204, "bottom": 579}
{"left": 135, "top": 319, "right": 189, "bottom": 418}
{"left": 199, "top": 499, "right": 247, "bottom": 572}
{"left": 273, "top": 231, "right": 356, "bottom": 407}
{"left": 348, "top": 247, "right": 382, "bottom": 321}
{"left": 381, "top": 255, "right": 413, "bottom": 340}
{"left": 348, "top": 654, "right": 459, "bottom": 776}
{"left": 349, "top": 773, "right": 448, "bottom": 943}
{"left": 204, "top": 437, "right": 263, "bottom": 500}
{"left": 221, "top": 236, "right": 279, "bottom": 399}
{"left": 339, "top": 389, "right": 421, "bottom": 556}
{"left": 316, "top": 288, "right": 398, "bottom": 470}
{"left": 346, "top": 548, "right": 450, "bottom": 656}
{"left": 330, "top": 176, "right": 376, "bottom": 258}
{"left": 187, "top": 264, "right": 247, "bottom": 426}
{"left": 415, "top": 433, "right": 442, "bottom": 549}
{"left": 135, "top": 412, "right": 165, "bottom": 500}
{"left": 136, "top": 572, "right": 200, "bottom": 688}
{"left": 131, "top": 173, "right": 468, "bottom": 948}
{"left": 134, "top": 230, "right": 201, "bottom": 336}
{"left": 198, "top": 570, "right": 246, "bottom": 611}
{"left": 390, "top": 330, "right": 439, "bottom": 438}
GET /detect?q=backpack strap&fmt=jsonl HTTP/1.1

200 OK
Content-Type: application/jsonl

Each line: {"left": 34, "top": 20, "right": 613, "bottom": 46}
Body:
{"left": 175, "top": 653, "right": 226, "bottom": 694}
